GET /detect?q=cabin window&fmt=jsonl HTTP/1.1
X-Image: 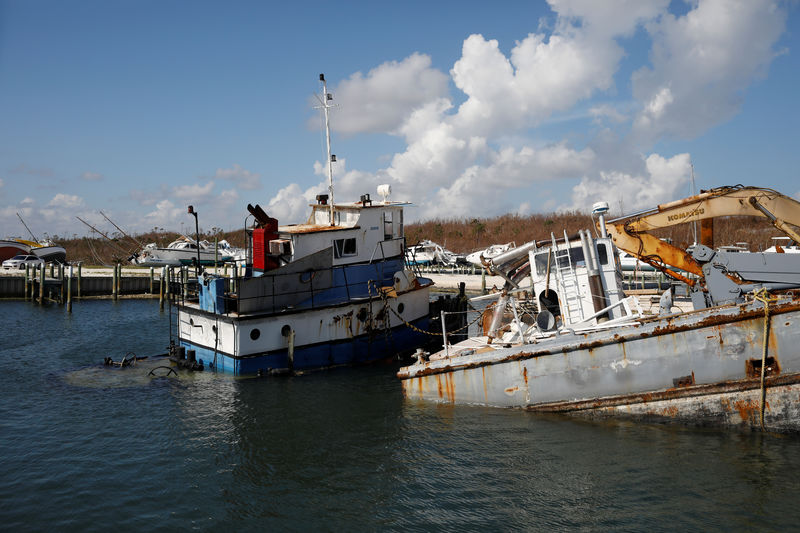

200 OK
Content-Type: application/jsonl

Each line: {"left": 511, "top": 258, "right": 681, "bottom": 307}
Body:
{"left": 384, "top": 212, "right": 393, "bottom": 240}
{"left": 597, "top": 243, "right": 608, "bottom": 265}
{"left": 334, "top": 238, "right": 357, "bottom": 258}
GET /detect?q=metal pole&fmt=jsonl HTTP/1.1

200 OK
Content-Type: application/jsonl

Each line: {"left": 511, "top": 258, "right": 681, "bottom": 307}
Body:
{"left": 188, "top": 205, "right": 200, "bottom": 277}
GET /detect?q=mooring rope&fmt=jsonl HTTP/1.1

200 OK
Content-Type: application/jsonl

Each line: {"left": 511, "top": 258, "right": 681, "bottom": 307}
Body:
{"left": 753, "top": 288, "right": 779, "bottom": 431}
{"left": 366, "top": 280, "right": 484, "bottom": 337}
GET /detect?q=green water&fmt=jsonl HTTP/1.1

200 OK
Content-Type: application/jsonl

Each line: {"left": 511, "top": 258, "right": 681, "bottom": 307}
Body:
{"left": 2, "top": 299, "right": 800, "bottom": 531}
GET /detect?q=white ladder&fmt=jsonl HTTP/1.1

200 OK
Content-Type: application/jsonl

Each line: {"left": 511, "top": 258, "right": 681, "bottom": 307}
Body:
{"left": 551, "top": 231, "right": 584, "bottom": 326}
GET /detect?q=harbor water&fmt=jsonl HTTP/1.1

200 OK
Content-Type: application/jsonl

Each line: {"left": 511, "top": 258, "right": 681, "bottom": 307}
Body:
{"left": 3, "top": 299, "right": 800, "bottom": 531}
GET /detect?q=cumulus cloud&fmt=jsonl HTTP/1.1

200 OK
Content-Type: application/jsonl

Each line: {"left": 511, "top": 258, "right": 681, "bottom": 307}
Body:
{"left": 213, "top": 164, "right": 261, "bottom": 190}
{"left": 327, "top": 53, "right": 450, "bottom": 135}
{"left": 172, "top": 181, "right": 215, "bottom": 202}
{"left": 263, "top": 0, "right": 789, "bottom": 224}
{"left": 47, "top": 193, "right": 85, "bottom": 209}
{"left": 632, "top": 0, "right": 787, "bottom": 142}
{"left": 266, "top": 183, "right": 322, "bottom": 223}
{"left": 143, "top": 199, "right": 184, "bottom": 228}
{"left": 562, "top": 153, "right": 692, "bottom": 214}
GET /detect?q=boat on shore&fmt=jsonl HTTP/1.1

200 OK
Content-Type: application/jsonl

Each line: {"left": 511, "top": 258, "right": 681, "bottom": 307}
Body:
{"left": 130, "top": 237, "right": 240, "bottom": 267}
{"left": 0, "top": 238, "right": 65, "bottom": 263}
{"left": 0, "top": 239, "right": 31, "bottom": 263}
{"left": 170, "top": 75, "right": 434, "bottom": 375}
{"left": 465, "top": 242, "right": 515, "bottom": 267}
{"left": 406, "top": 240, "right": 461, "bottom": 266}
{"left": 398, "top": 186, "right": 800, "bottom": 432}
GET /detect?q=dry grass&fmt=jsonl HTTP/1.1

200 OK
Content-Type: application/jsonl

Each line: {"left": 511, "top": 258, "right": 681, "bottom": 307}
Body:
{"left": 55, "top": 211, "right": 787, "bottom": 265}
{"left": 406, "top": 213, "right": 787, "bottom": 254}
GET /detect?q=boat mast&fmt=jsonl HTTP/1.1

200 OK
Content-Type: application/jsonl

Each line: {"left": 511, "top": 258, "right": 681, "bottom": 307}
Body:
{"left": 318, "top": 73, "right": 336, "bottom": 226}
{"left": 16, "top": 212, "right": 39, "bottom": 242}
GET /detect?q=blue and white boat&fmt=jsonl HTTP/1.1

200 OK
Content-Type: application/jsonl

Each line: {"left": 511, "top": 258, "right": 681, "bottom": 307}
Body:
{"left": 173, "top": 75, "right": 434, "bottom": 375}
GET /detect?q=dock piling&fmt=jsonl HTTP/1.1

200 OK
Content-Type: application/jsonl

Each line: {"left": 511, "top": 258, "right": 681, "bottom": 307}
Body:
{"left": 67, "top": 265, "right": 73, "bottom": 312}
{"left": 39, "top": 264, "right": 45, "bottom": 304}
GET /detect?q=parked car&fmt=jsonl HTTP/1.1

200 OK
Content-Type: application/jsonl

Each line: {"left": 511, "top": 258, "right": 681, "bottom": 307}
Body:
{"left": 2, "top": 254, "right": 44, "bottom": 270}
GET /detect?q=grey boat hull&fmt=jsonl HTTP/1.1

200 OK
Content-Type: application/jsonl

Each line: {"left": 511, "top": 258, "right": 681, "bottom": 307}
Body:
{"left": 398, "top": 300, "right": 800, "bottom": 432}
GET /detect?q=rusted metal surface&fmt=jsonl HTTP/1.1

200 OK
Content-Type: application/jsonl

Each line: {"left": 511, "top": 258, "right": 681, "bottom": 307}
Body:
{"left": 399, "top": 298, "right": 800, "bottom": 431}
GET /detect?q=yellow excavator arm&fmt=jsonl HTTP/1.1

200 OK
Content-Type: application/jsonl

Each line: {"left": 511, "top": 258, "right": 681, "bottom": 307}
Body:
{"left": 603, "top": 186, "right": 800, "bottom": 286}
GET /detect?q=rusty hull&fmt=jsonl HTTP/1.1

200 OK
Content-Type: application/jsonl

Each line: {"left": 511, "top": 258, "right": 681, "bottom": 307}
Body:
{"left": 399, "top": 299, "right": 800, "bottom": 432}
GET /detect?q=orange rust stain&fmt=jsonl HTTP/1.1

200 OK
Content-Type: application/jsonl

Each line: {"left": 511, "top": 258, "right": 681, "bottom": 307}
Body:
{"left": 482, "top": 367, "right": 488, "bottom": 403}
{"left": 660, "top": 406, "right": 679, "bottom": 417}
{"left": 436, "top": 375, "right": 443, "bottom": 399}
{"left": 523, "top": 366, "right": 528, "bottom": 386}
{"left": 505, "top": 386, "right": 519, "bottom": 394}
{"left": 444, "top": 373, "right": 455, "bottom": 403}
{"left": 731, "top": 398, "right": 761, "bottom": 422}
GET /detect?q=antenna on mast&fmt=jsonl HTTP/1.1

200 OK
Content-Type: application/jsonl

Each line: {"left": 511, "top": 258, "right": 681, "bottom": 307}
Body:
{"left": 315, "top": 73, "right": 337, "bottom": 226}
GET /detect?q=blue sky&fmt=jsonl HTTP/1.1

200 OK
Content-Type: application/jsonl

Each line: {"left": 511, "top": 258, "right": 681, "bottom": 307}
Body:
{"left": 1, "top": 0, "right": 798, "bottom": 239}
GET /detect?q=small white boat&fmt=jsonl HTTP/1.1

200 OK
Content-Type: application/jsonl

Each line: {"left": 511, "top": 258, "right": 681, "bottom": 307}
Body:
{"left": 131, "top": 237, "right": 236, "bottom": 267}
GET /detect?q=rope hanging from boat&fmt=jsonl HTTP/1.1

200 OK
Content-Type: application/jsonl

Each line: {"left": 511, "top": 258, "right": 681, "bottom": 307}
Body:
{"left": 753, "top": 287, "right": 778, "bottom": 431}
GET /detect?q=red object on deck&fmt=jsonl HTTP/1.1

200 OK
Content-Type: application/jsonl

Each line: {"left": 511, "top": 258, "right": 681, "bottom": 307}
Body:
{"left": 253, "top": 218, "right": 279, "bottom": 271}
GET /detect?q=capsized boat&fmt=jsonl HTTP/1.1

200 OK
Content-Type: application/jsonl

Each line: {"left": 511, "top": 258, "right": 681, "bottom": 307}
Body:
{"left": 0, "top": 239, "right": 31, "bottom": 262}
{"left": 465, "top": 242, "right": 516, "bottom": 267}
{"left": 171, "top": 75, "right": 434, "bottom": 375}
{"left": 405, "top": 240, "right": 461, "bottom": 265}
{"left": 398, "top": 186, "right": 800, "bottom": 432}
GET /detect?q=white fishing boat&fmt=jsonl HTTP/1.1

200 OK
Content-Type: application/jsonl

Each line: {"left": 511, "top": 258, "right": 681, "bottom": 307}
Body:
{"left": 170, "top": 75, "right": 434, "bottom": 375}
{"left": 398, "top": 186, "right": 800, "bottom": 432}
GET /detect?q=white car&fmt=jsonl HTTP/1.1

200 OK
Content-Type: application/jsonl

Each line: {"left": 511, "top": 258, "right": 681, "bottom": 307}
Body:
{"left": 2, "top": 254, "right": 44, "bottom": 270}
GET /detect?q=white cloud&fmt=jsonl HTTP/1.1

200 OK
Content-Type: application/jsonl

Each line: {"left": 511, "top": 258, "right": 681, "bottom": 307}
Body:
{"left": 263, "top": 0, "right": 789, "bottom": 225}
{"left": 562, "top": 153, "right": 691, "bottom": 214}
{"left": 143, "top": 199, "right": 184, "bottom": 228}
{"left": 81, "top": 172, "right": 103, "bottom": 181}
{"left": 172, "top": 181, "right": 215, "bottom": 202}
{"left": 632, "top": 0, "right": 787, "bottom": 141}
{"left": 328, "top": 53, "right": 450, "bottom": 135}
{"left": 47, "top": 193, "right": 85, "bottom": 209}
{"left": 266, "top": 183, "right": 321, "bottom": 223}
{"left": 213, "top": 164, "right": 261, "bottom": 190}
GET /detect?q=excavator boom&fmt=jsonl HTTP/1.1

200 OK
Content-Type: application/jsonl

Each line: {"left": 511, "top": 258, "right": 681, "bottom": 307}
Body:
{"left": 603, "top": 186, "right": 800, "bottom": 285}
